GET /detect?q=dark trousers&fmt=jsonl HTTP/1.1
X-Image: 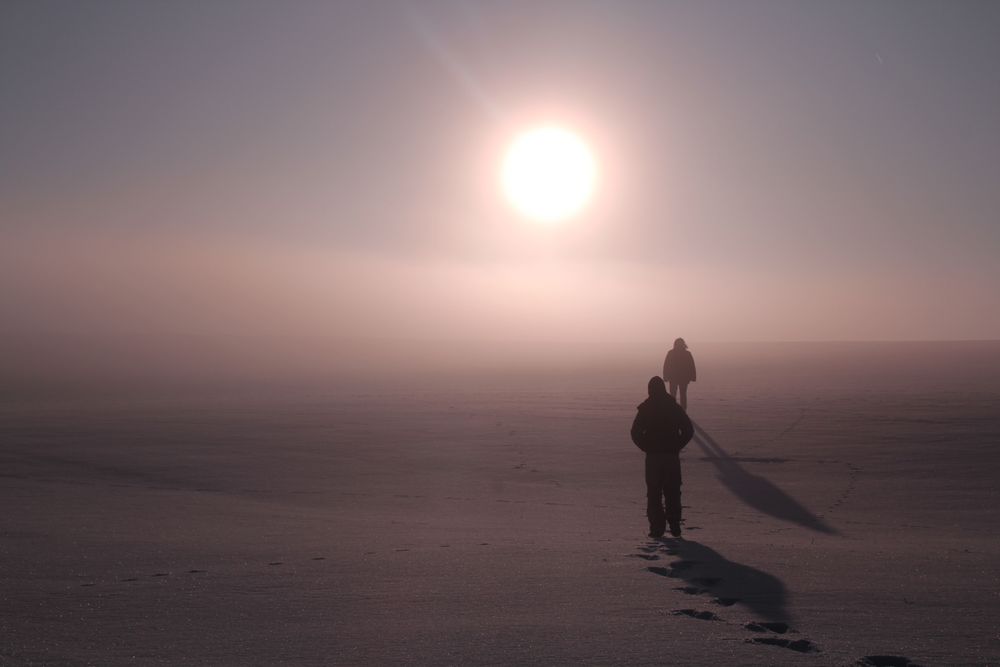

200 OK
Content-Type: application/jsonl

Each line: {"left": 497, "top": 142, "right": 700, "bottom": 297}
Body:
{"left": 645, "top": 453, "right": 682, "bottom": 532}
{"left": 668, "top": 381, "right": 689, "bottom": 411}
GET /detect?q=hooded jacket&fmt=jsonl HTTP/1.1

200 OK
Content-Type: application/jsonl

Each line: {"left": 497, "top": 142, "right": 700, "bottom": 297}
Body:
{"left": 630, "top": 378, "right": 694, "bottom": 455}
{"left": 663, "top": 348, "right": 697, "bottom": 384}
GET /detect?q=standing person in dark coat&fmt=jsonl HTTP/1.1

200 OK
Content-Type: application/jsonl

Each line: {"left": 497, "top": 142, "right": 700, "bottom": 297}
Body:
{"left": 663, "top": 337, "right": 697, "bottom": 411}
{"left": 631, "top": 376, "right": 695, "bottom": 538}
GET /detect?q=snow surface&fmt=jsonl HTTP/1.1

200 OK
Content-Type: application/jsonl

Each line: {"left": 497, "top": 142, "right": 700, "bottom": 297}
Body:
{"left": 2, "top": 342, "right": 998, "bottom": 665}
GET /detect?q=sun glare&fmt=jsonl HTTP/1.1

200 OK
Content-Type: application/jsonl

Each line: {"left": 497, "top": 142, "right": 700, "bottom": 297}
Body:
{"left": 501, "top": 126, "right": 597, "bottom": 223}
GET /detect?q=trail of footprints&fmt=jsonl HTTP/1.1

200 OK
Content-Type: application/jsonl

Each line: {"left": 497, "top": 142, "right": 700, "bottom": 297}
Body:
{"left": 634, "top": 540, "right": 925, "bottom": 664}
{"left": 76, "top": 540, "right": 919, "bottom": 666}
{"left": 635, "top": 540, "right": 823, "bottom": 656}
{"left": 826, "top": 461, "right": 862, "bottom": 514}
{"left": 77, "top": 556, "right": 329, "bottom": 587}
{"left": 78, "top": 543, "right": 496, "bottom": 588}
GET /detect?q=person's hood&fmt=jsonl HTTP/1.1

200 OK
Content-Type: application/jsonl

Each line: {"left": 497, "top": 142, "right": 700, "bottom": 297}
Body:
{"left": 647, "top": 376, "right": 668, "bottom": 398}
{"left": 637, "top": 395, "right": 678, "bottom": 412}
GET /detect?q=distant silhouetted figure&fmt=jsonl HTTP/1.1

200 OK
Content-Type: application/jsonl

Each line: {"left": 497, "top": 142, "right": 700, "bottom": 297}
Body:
{"left": 663, "top": 337, "right": 696, "bottom": 411}
{"left": 630, "top": 376, "right": 694, "bottom": 538}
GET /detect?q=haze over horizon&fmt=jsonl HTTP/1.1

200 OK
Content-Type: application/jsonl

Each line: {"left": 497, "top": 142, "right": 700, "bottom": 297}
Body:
{"left": 4, "top": 1, "right": 1000, "bottom": 373}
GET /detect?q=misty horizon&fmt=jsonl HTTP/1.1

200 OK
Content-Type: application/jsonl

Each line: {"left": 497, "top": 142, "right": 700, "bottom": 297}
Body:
{"left": 5, "top": 334, "right": 998, "bottom": 400}
{"left": 3, "top": 2, "right": 1000, "bottom": 361}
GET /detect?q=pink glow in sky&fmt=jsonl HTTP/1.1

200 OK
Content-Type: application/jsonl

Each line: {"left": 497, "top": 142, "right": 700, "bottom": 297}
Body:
{"left": 3, "top": 2, "right": 999, "bottom": 379}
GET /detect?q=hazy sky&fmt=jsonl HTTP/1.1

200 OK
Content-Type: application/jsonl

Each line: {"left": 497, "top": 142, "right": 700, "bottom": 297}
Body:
{"left": 3, "top": 0, "right": 999, "bottom": 351}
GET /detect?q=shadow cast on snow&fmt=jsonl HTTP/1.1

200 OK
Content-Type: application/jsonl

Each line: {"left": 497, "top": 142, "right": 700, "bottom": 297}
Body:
{"left": 691, "top": 421, "right": 837, "bottom": 535}
{"left": 659, "top": 538, "right": 791, "bottom": 623}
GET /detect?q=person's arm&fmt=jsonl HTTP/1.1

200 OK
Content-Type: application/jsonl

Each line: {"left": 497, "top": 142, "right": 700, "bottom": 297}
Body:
{"left": 630, "top": 412, "right": 647, "bottom": 452}
{"left": 689, "top": 352, "right": 697, "bottom": 382}
{"left": 676, "top": 407, "right": 694, "bottom": 450}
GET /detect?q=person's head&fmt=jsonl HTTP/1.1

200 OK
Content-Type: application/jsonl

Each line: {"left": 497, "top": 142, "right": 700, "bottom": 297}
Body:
{"left": 673, "top": 337, "right": 687, "bottom": 350}
{"left": 647, "top": 376, "right": 668, "bottom": 398}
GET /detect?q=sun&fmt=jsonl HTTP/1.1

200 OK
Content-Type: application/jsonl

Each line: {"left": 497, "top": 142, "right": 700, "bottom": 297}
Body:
{"left": 501, "top": 126, "right": 598, "bottom": 223}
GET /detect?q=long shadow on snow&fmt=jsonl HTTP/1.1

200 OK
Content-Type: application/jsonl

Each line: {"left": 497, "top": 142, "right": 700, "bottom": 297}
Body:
{"left": 691, "top": 421, "right": 837, "bottom": 535}
{"left": 664, "top": 538, "right": 791, "bottom": 622}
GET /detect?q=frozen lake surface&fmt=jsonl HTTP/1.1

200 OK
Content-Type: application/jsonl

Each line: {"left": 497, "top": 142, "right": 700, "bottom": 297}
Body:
{"left": 2, "top": 342, "right": 998, "bottom": 665}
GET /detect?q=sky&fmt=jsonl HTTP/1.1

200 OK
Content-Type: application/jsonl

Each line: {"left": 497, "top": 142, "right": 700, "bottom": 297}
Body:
{"left": 3, "top": 0, "right": 999, "bottom": 374}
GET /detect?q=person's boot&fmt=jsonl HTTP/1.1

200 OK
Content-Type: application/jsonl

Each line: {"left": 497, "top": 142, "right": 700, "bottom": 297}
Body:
{"left": 668, "top": 520, "right": 682, "bottom": 537}
{"left": 648, "top": 522, "right": 665, "bottom": 538}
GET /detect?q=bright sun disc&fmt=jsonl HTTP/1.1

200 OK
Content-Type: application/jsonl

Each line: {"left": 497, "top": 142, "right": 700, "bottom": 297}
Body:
{"left": 502, "top": 126, "right": 597, "bottom": 223}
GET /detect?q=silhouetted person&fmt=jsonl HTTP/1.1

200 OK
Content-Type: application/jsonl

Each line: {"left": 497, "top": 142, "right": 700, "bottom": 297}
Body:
{"left": 631, "top": 376, "right": 694, "bottom": 538}
{"left": 663, "top": 337, "right": 696, "bottom": 411}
